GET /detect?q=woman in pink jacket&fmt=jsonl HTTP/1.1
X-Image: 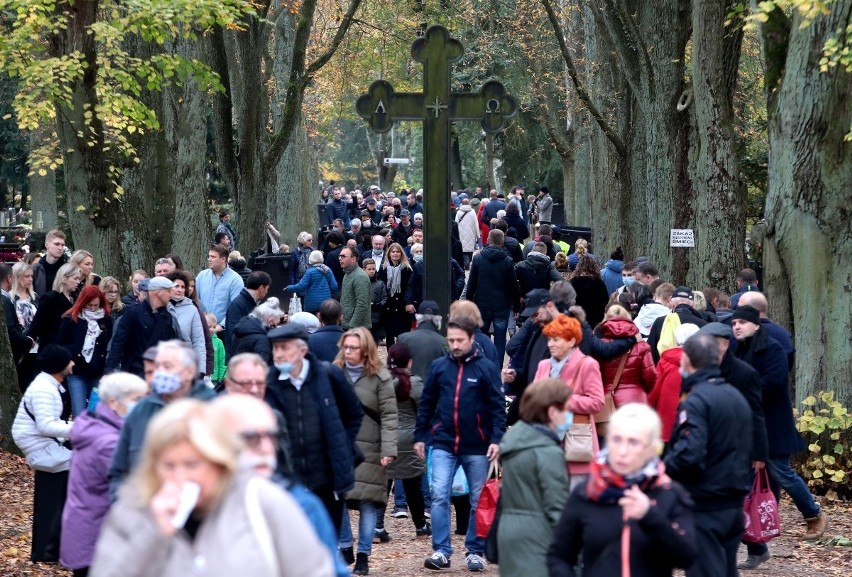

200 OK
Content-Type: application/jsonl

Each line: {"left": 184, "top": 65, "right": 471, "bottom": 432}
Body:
{"left": 534, "top": 314, "right": 604, "bottom": 490}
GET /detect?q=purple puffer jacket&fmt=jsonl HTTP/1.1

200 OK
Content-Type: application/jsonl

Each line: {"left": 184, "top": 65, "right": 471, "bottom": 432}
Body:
{"left": 60, "top": 402, "right": 124, "bottom": 570}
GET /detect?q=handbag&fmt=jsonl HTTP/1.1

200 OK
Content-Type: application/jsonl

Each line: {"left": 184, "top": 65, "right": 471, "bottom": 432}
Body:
{"left": 743, "top": 469, "right": 782, "bottom": 544}
{"left": 595, "top": 352, "right": 628, "bottom": 424}
{"left": 563, "top": 416, "right": 595, "bottom": 462}
{"left": 475, "top": 460, "right": 501, "bottom": 539}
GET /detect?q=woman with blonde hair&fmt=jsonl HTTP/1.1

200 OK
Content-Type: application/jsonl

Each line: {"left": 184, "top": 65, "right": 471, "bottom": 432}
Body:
{"left": 534, "top": 314, "right": 605, "bottom": 490}
{"left": 378, "top": 242, "right": 414, "bottom": 346}
{"left": 69, "top": 250, "right": 100, "bottom": 298}
{"left": 11, "top": 261, "right": 39, "bottom": 391}
{"left": 122, "top": 269, "right": 148, "bottom": 308}
{"left": 26, "top": 263, "right": 81, "bottom": 349}
{"left": 99, "top": 276, "right": 125, "bottom": 320}
{"left": 334, "top": 328, "right": 398, "bottom": 575}
{"left": 91, "top": 399, "right": 334, "bottom": 577}
{"left": 448, "top": 299, "right": 498, "bottom": 365}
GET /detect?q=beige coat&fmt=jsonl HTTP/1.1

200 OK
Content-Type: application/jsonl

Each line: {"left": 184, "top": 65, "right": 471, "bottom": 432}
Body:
{"left": 345, "top": 367, "right": 398, "bottom": 504}
{"left": 90, "top": 474, "right": 334, "bottom": 577}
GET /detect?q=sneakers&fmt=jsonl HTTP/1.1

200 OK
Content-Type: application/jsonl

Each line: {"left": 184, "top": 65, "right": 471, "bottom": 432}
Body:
{"left": 353, "top": 552, "right": 369, "bottom": 575}
{"left": 803, "top": 511, "right": 829, "bottom": 540}
{"left": 465, "top": 553, "right": 486, "bottom": 572}
{"left": 416, "top": 522, "right": 432, "bottom": 537}
{"left": 424, "top": 551, "right": 451, "bottom": 570}
{"left": 391, "top": 505, "right": 410, "bottom": 518}
{"left": 373, "top": 528, "right": 392, "bottom": 543}
{"left": 738, "top": 551, "right": 770, "bottom": 570}
{"left": 424, "top": 508, "right": 431, "bottom": 519}
{"left": 340, "top": 546, "right": 355, "bottom": 566}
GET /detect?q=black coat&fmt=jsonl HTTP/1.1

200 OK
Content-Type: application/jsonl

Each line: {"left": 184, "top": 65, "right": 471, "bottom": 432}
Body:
{"left": 104, "top": 300, "right": 176, "bottom": 377}
{"left": 664, "top": 367, "right": 752, "bottom": 509}
{"left": 397, "top": 323, "right": 447, "bottom": 380}
{"left": 503, "top": 236, "right": 523, "bottom": 263}
{"left": 232, "top": 316, "right": 271, "bottom": 364}
{"left": 25, "top": 290, "right": 73, "bottom": 348}
{"left": 57, "top": 314, "right": 114, "bottom": 379}
{"left": 719, "top": 350, "right": 769, "bottom": 462}
{"left": 570, "top": 276, "right": 610, "bottom": 329}
{"left": 547, "top": 480, "right": 697, "bottom": 577}
{"left": 503, "top": 213, "right": 529, "bottom": 242}
{"left": 3, "top": 294, "right": 32, "bottom": 360}
{"left": 225, "top": 289, "right": 257, "bottom": 356}
{"left": 324, "top": 245, "right": 345, "bottom": 298}
{"left": 515, "top": 253, "right": 562, "bottom": 296}
{"left": 466, "top": 246, "right": 520, "bottom": 313}
{"left": 734, "top": 328, "right": 805, "bottom": 456}
{"left": 647, "top": 304, "right": 708, "bottom": 363}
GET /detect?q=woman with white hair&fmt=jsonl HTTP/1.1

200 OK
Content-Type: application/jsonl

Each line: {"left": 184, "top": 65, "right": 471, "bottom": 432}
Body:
{"left": 648, "top": 323, "right": 701, "bottom": 444}
{"left": 232, "top": 298, "right": 287, "bottom": 364}
{"left": 289, "top": 231, "right": 315, "bottom": 294}
{"left": 61, "top": 372, "right": 148, "bottom": 576}
{"left": 285, "top": 250, "right": 337, "bottom": 313}
{"left": 547, "top": 404, "right": 697, "bottom": 577}
{"left": 91, "top": 400, "right": 335, "bottom": 577}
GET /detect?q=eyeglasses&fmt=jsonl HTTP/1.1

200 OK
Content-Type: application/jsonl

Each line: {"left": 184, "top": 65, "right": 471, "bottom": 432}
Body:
{"left": 104, "top": 290, "right": 119, "bottom": 295}
{"left": 339, "top": 254, "right": 351, "bottom": 259}
{"left": 227, "top": 378, "right": 265, "bottom": 391}
{"left": 239, "top": 430, "right": 281, "bottom": 448}
{"left": 342, "top": 344, "right": 361, "bottom": 351}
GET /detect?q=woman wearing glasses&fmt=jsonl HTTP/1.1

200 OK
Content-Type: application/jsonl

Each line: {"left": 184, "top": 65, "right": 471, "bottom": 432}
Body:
{"left": 333, "top": 328, "right": 398, "bottom": 575}
{"left": 58, "top": 285, "right": 114, "bottom": 416}
{"left": 98, "top": 276, "right": 126, "bottom": 320}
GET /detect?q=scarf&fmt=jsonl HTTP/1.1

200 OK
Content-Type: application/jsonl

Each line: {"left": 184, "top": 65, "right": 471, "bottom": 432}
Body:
{"left": 585, "top": 449, "right": 670, "bottom": 505}
{"left": 81, "top": 308, "right": 105, "bottom": 363}
{"left": 386, "top": 263, "right": 402, "bottom": 295}
{"left": 344, "top": 362, "right": 364, "bottom": 383}
{"left": 529, "top": 422, "right": 562, "bottom": 444}
{"left": 549, "top": 354, "right": 570, "bottom": 378}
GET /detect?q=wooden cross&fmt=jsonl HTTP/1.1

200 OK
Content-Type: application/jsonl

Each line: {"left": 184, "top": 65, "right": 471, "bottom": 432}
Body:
{"left": 356, "top": 25, "right": 518, "bottom": 322}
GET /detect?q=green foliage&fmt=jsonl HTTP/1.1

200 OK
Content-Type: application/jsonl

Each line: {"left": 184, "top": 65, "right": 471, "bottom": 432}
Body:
{"left": 0, "top": 0, "right": 252, "bottom": 192}
{"left": 796, "top": 391, "right": 852, "bottom": 499}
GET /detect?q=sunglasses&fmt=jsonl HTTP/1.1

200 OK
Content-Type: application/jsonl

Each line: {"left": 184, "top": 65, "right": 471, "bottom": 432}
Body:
{"left": 239, "top": 430, "right": 282, "bottom": 448}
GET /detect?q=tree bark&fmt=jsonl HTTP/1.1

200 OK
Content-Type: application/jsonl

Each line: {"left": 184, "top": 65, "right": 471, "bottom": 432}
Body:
{"left": 759, "top": 2, "right": 852, "bottom": 405}
{"left": 0, "top": 303, "right": 22, "bottom": 454}
{"left": 28, "top": 130, "right": 59, "bottom": 233}
{"left": 688, "top": 0, "right": 745, "bottom": 291}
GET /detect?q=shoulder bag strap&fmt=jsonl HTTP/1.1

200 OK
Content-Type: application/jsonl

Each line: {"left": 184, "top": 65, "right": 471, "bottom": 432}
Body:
{"left": 245, "top": 477, "right": 279, "bottom": 574}
{"left": 610, "top": 352, "right": 630, "bottom": 395}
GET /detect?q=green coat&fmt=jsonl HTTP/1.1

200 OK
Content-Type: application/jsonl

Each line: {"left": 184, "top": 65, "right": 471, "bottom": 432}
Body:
{"left": 345, "top": 367, "right": 398, "bottom": 504}
{"left": 341, "top": 267, "right": 372, "bottom": 329}
{"left": 497, "top": 421, "right": 569, "bottom": 577}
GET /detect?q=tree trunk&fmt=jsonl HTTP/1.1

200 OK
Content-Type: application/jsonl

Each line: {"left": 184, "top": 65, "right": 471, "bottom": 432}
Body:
{"left": 0, "top": 304, "right": 22, "bottom": 454}
{"left": 759, "top": 3, "right": 852, "bottom": 405}
{"left": 450, "top": 129, "right": 465, "bottom": 190}
{"left": 28, "top": 130, "right": 59, "bottom": 233}
{"left": 688, "top": 0, "right": 745, "bottom": 291}
{"left": 484, "top": 132, "right": 495, "bottom": 190}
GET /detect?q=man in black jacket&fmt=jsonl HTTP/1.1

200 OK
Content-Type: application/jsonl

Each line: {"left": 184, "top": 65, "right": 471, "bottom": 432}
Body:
{"left": 397, "top": 301, "right": 448, "bottom": 380}
{"left": 647, "top": 285, "right": 708, "bottom": 363}
{"left": 665, "top": 334, "right": 752, "bottom": 577}
{"left": 104, "top": 277, "right": 177, "bottom": 377}
{"left": 224, "top": 271, "right": 271, "bottom": 357}
{"left": 465, "top": 229, "right": 520, "bottom": 363}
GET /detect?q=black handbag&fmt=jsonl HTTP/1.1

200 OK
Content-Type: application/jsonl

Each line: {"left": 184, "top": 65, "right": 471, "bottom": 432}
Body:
{"left": 484, "top": 494, "right": 501, "bottom": 563}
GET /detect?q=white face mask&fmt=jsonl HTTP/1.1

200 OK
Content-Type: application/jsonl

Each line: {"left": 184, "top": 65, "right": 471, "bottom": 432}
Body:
{"left": 123, "top": 400, "right": 138, "bottom": 415}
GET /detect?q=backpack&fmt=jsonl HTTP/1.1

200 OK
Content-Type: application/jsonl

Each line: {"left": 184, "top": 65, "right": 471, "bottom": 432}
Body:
{"left": 657, "top": 312, "right": 682, "bottom": 355}
{"left": 297, "top": 249, "right": 310, "bottom": 279}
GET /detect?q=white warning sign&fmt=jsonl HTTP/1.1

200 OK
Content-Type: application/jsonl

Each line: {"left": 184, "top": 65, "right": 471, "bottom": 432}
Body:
{"left": 670, "top": 229, "right": 695, "bottom": 248}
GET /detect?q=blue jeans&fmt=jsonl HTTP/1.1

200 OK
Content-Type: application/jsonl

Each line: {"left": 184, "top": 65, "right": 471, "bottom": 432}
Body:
{"left": 746, "top": 455, "right": 820, "bottom": 555}
{"left": 430, "top": 448, "right": 489, "bottom": 557}
{"left": 67, "top": 374, "right": 99, "bottom": 417}
{"left": 393, "top": 479, "right": 407, "bottom": 507}
{"left": 481, "top": 310, "right": 509, "bottom": 364}
{"left": 339, "top": 501, "right": 378, "bottom": 555}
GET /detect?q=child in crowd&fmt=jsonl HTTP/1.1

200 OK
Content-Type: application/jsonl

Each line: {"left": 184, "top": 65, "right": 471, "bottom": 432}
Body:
{"left": 205, "top": 312, "right": 226, "bottom": 390}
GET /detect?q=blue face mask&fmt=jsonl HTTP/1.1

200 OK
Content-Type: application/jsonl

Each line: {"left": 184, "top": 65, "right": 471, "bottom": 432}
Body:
{"left": 152, "top": 370, "right": 182, "bottom": 395}
{"left": 555, "top": 410, "right": 574, "bottom": 437}
{"left": 679, "top": 368, "right": 689, "bottom": 379}
{"left": 413, "top": 254, "right": 423, "bottom": 263}
{"left": 623, "top": 276, "right": 637, "bottom": 287}
{"left": 275, "top": 362, "right": 294, "bottom": 375}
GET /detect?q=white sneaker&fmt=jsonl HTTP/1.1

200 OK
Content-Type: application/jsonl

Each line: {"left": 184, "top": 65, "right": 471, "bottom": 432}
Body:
{"left": 465, "top": 553, "right": 486, "bottom": 572}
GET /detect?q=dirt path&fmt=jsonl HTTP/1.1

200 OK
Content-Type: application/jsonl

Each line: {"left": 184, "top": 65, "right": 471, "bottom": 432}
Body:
{"left": 1, "top": 450, "right": 850, "bottom": 576}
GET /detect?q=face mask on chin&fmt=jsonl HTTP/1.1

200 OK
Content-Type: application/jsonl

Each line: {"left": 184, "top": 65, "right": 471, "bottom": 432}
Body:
{"left": 275, "top": 362, "right": 294, "bottom": 375}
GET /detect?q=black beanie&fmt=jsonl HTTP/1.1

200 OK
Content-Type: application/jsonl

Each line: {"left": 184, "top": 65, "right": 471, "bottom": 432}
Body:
{"left": 611, "top": 246, "right": 624, "bottom": 261}
{"left": 38, "top": 345, "right": 73, "bottom": 375}
{"left": 731, "top": 305, "right": 761, "bottom": 326}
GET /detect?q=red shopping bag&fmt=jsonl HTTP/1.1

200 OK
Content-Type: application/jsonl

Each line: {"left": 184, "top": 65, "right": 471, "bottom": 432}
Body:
{"left": 475, "top": 461, "right": 501, "bottom": 539}
{"left": 742, "top": 469, "right": 781, "bottom": 544}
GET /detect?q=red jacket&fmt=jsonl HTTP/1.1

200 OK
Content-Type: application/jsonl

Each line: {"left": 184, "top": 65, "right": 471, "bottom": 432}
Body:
{"left": 648, "top": 347, "right": 683, "bottom": 442}
{"left": 476, "top": 203, "right": 491, "bottom": 243}
{"left": 597, "top": 318, "right": 657, "bottom": 406}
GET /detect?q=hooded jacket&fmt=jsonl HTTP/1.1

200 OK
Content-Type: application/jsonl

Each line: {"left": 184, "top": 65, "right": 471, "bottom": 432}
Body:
{"left": 599, "top": 259, "right": 624, "bottom": 295}
{"left": 634, "top": 302, "right": 670, "bottom": 337}
{"left": 61, "top": 402, "right": 124, "bottom": 570}
{"left": 515, "top": 252, "right": 562, "bottom": 296}
{"left": 466, "top": 245, "right": 520, "bottom": 313}
{"left": 233, "top": 315, "right": 272, "bottom": 364}
{"left": 12, "top": 372, "right": 73, "bottom": 472}
{"left": 597, "top": 318, "right": 657, "bottom": 406}
{"left": 497, "top": 422, "right": 568, "bottom": 577}
{"left": 414, "top": 347, "right": 506, "bottom": 455}
{"left": 169, "top": 297, "right": 207, "bottom": 375}
{"left": 647, "top": 304, "right": 707, "bottom": 363}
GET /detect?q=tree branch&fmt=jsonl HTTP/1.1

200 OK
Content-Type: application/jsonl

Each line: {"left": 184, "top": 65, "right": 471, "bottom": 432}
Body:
{"left": 541, "top": 0, "right": 627, "bottom": 157}
{"left": 305, "top": 0, "right": 365, "bottom": 78}
{"left": 583, "top": 0, "right": 644, "bottom": 96}
{"left": 208, "top": 26, "right": 238, "bottom": 191}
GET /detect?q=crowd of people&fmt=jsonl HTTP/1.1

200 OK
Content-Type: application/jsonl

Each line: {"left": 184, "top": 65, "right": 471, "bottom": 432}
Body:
{"left": 4, "top": 181, "right": 825, "bottom": 577}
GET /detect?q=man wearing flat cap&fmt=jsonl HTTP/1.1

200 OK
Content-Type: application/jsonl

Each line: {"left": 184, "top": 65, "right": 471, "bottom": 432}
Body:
{"left": 263, "top": 323, "right": 364, "bottom": 530}
{"left": 397, "top": 301, "right": 448, "bottom": 380}
{"left": 647, "top": 285, "right": 708, "bottom": 363}
{"left": 731, "top": 306, "right": 827, "bottom": 568}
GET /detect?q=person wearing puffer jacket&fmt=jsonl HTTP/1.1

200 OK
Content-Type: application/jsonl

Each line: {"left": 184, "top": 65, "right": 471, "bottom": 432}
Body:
{"left": 596, "top": 305, "right": 657, "bottom": 410}
{"left": 599, "top": 246, "right": 625, "bottom": 295}
{"left": 232, "top": 298, "right": 287, "bottom": 364}
{"left": 285, "top": 251, "right": 338, "bottom": 313}
{"left": 454, "top": 199, "right": 480, "bottom": 269}
{"left": 515, "top": 243, "right": 563, "bottom": 297}
{"left": 647, "top": 324, "right": 701, "bottom": 443}
{"left": 12, "top": 345, "right": 75, "bottom": 563}
{"left": 166, "top": 270, "right": 208, "bottom": 376}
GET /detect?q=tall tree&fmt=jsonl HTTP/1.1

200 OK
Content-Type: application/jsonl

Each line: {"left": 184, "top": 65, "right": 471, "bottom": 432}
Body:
{"left": 757, "top": 1, "right": 852, "bottom": 405}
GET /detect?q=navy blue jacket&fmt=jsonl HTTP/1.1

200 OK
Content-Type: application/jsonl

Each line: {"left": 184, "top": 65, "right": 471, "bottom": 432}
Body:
{"left": 232, "top": 316, "right": 271, "bottom": 364}
{"left": 466, "top": 246, "right": 520, "bottom": 313}
{"left": 664, "top": 367, "right": 752, "bottom": 509}
{"left": 264, "top": 355, "right": 363, "bottom": 495}
{"left": 104, "top": 300, "right": 176, "bottom": 377}
{"left": 734, "top": 328, "right": 805, "bottom": 456}
{"left": 414, "top": 347, "right": 506, "bottom": 455}
{"left": 309, "top": 325, "right": 344, "bottom": 362}
{"left": 225, "top": 288, "right": 257, "bottom": 355}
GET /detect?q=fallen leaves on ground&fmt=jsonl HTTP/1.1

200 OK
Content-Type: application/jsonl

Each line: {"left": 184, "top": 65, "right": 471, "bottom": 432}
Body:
{"left": 1, "top": 449, "right": 850, "bottom": 575}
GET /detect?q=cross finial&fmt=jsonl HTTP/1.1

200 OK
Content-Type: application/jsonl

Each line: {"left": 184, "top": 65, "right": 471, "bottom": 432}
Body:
{"left": 426, "top": 98, "right": 448, "bottom": 118}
